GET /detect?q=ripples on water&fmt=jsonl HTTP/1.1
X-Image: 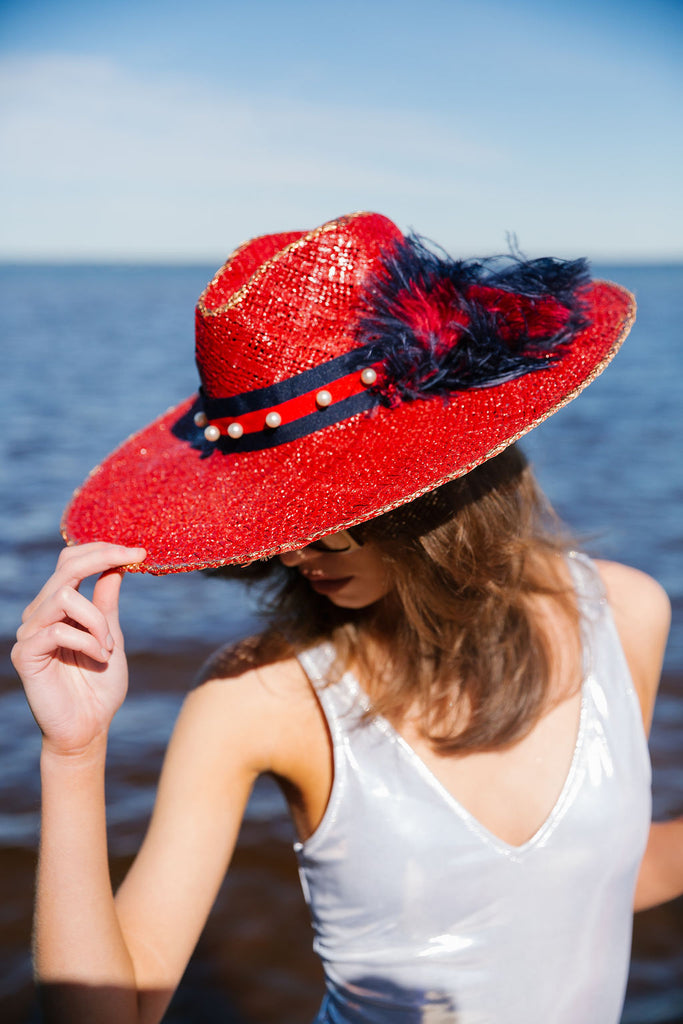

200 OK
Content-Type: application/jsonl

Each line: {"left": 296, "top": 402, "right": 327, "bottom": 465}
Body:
{"left": 1, "top": 262, "right": 682, "bottom": 1021}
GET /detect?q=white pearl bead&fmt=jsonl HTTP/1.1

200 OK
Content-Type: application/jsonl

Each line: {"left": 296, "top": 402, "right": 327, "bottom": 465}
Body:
{"left": 361, "top": 367, "right": 377, "bottom": 385}
{"left": 316, "top": 389, "right": 332, "bottom": 408}
{"left": 194, "top": 411, "right": 208, "bottom": 427}
{"left": 265, "top": 411, "right": 282, "bottom": 429}
{"left": 227, "top": 422, "right": 244, "bottom": 439}
{"left": 204, "top": 424, "right": 221, "bottom": 442}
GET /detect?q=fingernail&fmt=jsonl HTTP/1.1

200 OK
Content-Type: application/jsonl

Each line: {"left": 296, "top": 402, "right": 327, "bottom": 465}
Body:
{"left": 101, "top": 647, "right": 111, "bottom": 659}
{"left": 105, "top": 634, "right": 114, "bottom": 650}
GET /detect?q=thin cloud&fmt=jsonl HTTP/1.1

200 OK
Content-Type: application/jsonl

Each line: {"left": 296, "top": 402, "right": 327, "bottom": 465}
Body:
{"left": 0, "top": 54, "right": 499, "bottom": 193}
{"left": 1, "top": 52, "right": 680, "bottom": 260}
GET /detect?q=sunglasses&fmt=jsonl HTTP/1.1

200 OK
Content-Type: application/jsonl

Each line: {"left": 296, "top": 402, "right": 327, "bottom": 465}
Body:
{"left": 304, "top": 530, "right": 363, "bottom": 553}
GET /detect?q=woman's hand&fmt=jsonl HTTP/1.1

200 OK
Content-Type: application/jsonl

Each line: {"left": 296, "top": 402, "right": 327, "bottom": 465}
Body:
{"left": 11, "top": 543, "right": 146, "bottom": 757}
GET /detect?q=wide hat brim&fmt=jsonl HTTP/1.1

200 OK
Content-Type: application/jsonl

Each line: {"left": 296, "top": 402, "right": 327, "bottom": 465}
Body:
{"left": 62, "top": 276, "right": 634, "bottom": 574}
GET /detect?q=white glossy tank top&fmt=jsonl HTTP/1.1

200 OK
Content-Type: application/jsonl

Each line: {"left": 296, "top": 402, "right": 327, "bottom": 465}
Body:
{"left": 294, "top": 553, "right": 652, "bottom": 1024}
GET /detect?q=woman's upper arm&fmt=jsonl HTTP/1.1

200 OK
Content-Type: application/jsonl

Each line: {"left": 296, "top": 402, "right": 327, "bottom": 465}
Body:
{"left": 595, "top": 560, "right": 671, "bottom": 734}
{"left": 113, "top": 665, "right": 281, "bottom": 1021}
{"left": 596, "top": 562, "right": 675, "bottom": 912}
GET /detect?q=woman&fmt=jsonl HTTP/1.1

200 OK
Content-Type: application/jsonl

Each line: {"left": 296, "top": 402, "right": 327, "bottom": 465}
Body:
{"left": 12, "top": 213, "right": 675, "bottom": 1023}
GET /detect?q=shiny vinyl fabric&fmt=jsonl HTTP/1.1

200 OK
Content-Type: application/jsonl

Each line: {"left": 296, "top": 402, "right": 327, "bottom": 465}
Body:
{"left": 295, "top": 554, "right": 652, "bottom": 1023}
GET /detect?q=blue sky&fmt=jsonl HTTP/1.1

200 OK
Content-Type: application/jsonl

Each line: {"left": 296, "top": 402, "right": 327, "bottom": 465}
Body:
{"left": 1, "top": 0, "right": 681, "bottom": 261}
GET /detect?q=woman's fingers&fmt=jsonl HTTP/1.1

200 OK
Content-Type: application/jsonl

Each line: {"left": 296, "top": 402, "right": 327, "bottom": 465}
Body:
{"left": 17, "top": 585, "right": 114, "bottom": 650}
{"left": 22, "top": 543, "right": 146, "bottom": 623}
{"left": 92, "top": 569, "right": 125, "bottom": 638}
{"left": 14, "top": 543, "right": 146, "bottom": 678}
{"left": 11, "top": 544, "right": 143, "bottom": 752}
{"left": 17, "top": 619, "right": 115, "bottom": 668}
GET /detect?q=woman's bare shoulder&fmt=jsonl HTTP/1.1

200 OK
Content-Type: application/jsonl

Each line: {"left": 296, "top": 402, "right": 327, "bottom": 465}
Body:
{"left": 196, "top": 631, "right": 297, "bottom": 682}
{"left": 192, "top": 633, "right": 315, "bottom": 713}
{"left": 593, "top": 559, "right": 670, "bottom": 625}
{"left": 184, "top": 634, "right": 323, "bottom": 776}
{"left": 593, "top": 559, "right": 671, "bottom": 731}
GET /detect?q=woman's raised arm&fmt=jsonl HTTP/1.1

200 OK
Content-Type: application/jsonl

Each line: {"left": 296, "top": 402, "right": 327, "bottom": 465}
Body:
{"left": 11, "top": 544, "right": 279, "bottom": 1024}
{"left": 12, "top": 543, "right": 147, "bottom": 1021}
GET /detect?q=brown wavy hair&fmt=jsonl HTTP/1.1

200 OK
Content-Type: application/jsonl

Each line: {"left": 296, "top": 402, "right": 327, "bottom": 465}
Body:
{"left": 210, "top": 444, "right": 580, "bottom": 754}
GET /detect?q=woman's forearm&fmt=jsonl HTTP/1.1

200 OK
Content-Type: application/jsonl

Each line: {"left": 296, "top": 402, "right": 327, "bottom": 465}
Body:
{"left": 36, "top": 737, "right": 140, "bottom": 1023}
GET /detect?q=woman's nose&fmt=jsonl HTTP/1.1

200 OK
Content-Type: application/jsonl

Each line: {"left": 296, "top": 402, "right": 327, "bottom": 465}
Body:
{"left": 279, "top": 546, "right": 313, "bottom": 568}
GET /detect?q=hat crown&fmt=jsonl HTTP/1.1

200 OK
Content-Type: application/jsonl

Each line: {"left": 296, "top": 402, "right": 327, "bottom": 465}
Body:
{"left": 195, "top": 212, "right": 403, "bottom": 401}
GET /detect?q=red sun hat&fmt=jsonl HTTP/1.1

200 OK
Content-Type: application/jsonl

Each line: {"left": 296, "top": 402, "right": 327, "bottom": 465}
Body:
{"left": 62, "top": 212, "right": 636, "bottom": 574}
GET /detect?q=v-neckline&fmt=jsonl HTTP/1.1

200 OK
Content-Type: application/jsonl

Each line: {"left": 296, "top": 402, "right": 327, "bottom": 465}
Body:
{"left": 342, "top": 668, "right": 591, "bottom": 855}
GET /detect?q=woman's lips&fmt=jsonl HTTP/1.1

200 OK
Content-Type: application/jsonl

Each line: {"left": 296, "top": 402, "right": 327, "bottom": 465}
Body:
{"left": 308, "top": 576, "right": 353, "bottom": 594}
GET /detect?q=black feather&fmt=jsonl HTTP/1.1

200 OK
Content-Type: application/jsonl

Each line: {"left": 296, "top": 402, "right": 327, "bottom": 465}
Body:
{"left": 357, "top": 233, "right": 591, "bottom": 406}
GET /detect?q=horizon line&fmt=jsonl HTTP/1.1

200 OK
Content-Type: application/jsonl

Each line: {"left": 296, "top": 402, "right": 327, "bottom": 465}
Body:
{"left": 2, "top": 252, "right": 683, "bottom": 268}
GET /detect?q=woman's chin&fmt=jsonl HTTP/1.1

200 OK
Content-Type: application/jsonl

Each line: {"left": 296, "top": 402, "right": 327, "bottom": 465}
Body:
{"left": 316, "top": 585, "right": 389, "bottom": 610}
